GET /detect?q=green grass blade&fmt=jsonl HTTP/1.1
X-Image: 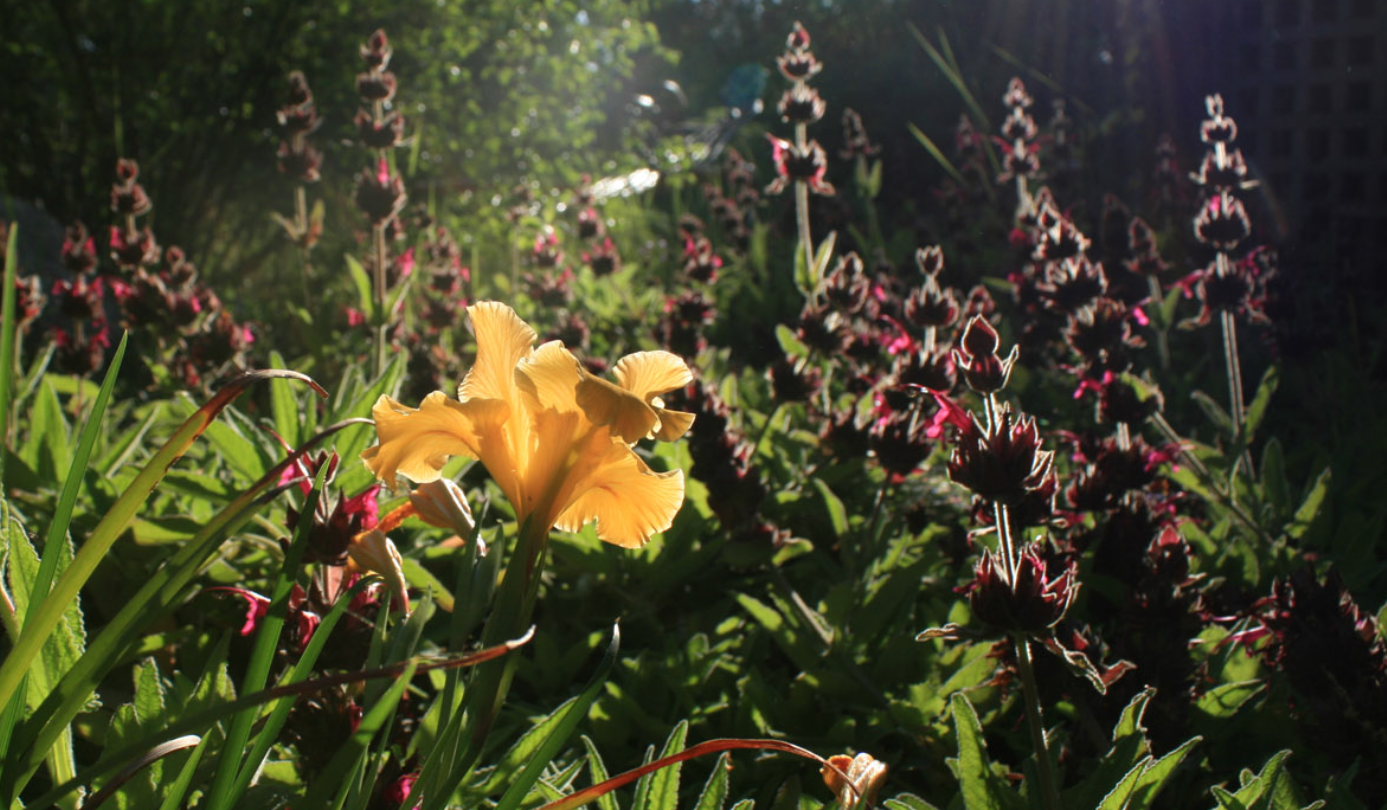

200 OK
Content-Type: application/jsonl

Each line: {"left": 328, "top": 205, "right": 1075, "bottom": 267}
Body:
{"left": 27, "top": 332, "right": 128, "bottom": 629}
{"left": 908, "top": 123, "right": 966, "bottom": 187}
{"left": 269, "top": 349, "right": 301, "bottom": 449}
{"left": 155, "top": 734, "right": 210, "bottom": 810}
{"left": 0, "top": 369, "right": 325, "bottom": 719}
{"left": 3, "top": 417, "right": 354, "bottom": 802}
{"left": 26, "top": 634, "right": 531, "bottom": 810}
{"left": 0, "top": 223, "right": 18, "bottom": 487}
{"left": 492, "top": 625, "right": 621, "bottom": 810}
{"left": 908, "top": 24, "right": 991, "bottom": 132}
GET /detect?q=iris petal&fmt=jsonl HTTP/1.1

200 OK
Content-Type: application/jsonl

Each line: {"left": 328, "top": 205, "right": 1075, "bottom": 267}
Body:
{"left": 458, "top": 301, "right": 536, "bottom": 403}
{"left": 613, "top": 351, "right": 693, "bottom": 401}
{"left": 576, "top": 373, "right": 659, "bottom": 444}
{"left": 363, "top": 393, "right": 501, "bottom": 487}
{"left": 554, "top": 440, "right": 686, "bottom": 548}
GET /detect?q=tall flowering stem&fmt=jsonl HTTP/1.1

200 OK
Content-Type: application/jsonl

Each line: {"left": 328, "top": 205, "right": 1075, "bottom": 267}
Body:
{"left": 273, "top": 70, "right": 323, "bottom": 308}
{"left": 354, "top": 29, "right": 408, "bottom": 376}
{"left": 768, "top": 22, "right": 833, "bottom": 294}
{"left": 932, "top": 315, "right": 1065, "bottom": 810}
{"left": 1191, "top": 95, "right": 1261, "bottom": 472}
{"left": 997, "top": 78, "right": 1040, "bottom": 219}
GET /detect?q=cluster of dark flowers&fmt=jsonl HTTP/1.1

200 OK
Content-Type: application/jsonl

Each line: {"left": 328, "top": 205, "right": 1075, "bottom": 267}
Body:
{"left": 353, "top": 29, "right": 409, "bottom": 237}
{"left": 680, "top": 380, "right": 790, "bottom": 555}
{"left": 33, "top": 160, "right": 255, "bottom": 387}
{"left": 765, "top": 22, "right": 833, "bottom": 198}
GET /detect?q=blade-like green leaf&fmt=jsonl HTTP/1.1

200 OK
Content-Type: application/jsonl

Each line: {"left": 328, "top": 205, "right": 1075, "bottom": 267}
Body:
{"left": 692, "top": 753, "right": 731, "bottom": 810}
{"left": 0, "top": 369, "right": 325, "bottom": 728}
{"left": 1064, "top": 688, "right": 1153, "bottom": 810}
{"left": 346, "top": 254, "right": 377, "bottom": 323}
{"left": 1124, "top": 736, "right": 1200, "bottom": 810}
{"left": 492, "top": 626, "right": 622, "bottom": 810}
{"left": 268, "top": 349, "right": 301, "bottom": 449}
{"left": 30, "top": 333, "right": 127, "bottom": 628}
{"left": 642, "top": 720, "right": 690, "bottom": 810}
{"left": 884, "top": 794, "right": 941, "bottom": 810}
{"left": 908, "top": 123, "right": 966, "bottom": 187}
{"left": 951, "top": 692, "right": 1020, "bottom": 810}
{"left": 0, "top": 223, "right": 18, "bottom": 486}
{"left": 1287, "top": 468, "right": 1331, "bottom": 540}
{"left": 583, "top": 736, "right": 622, "bottom": 810}
{"left": 4, "top": 417, "right": 355, "bottom": 805}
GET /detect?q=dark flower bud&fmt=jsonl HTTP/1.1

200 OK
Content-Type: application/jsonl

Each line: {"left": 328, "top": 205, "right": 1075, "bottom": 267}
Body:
{"left": 277, "top": 84, "right": 321, "bottom": 136}
{"left": 277, "top": 140, "right": 322, "bottom": 183}
{"left": 524, "top": 268, "right": 573, "bottom": 308}
{"left": 115, "top": 158, "right": 140, "bottom": 184}
{"left": 778, "top": 83, "right": 826, "bottom": 125}
{"left": 356, "top": 70, "right": 397, "bottom": 103}
{"left": 360, "top": 29, "right": 393, "bottom": 70}
{"left": 905, "top": 284, "right": 959, "bottom": 330}
{"left": 110, "top": 177, "right": 152, "bottom": 217}
{"left": 1194, "top": 192, "right": 1250, "bottom": 250}
{"left": 777, "top": 51, "right": 823, "bottom": 83}
{"left": 531, "top": 228, "right": 564, "bottom": 270}
{"left": 1192, "top": 149, "right": 1248, "bottom": 190}
{"left": 870, "top": 409, "right": 930, "bottom": 479}
{"left": 1003, "top": 77, "right": 1033, "bottom": 110}
{"left": 109, "top": 225, "right": 160, "bottom": 270}
{"left": 682, "top": 235, "right": 722, "bottom": 283}
{"left": 796, "top": 302, "right": 846, "bottom": 354}
{"left": 285, "top": 70, "right": 313, "bottom": 107}
{"left": 354, "top": 160, "right": 407, "bottom": 224}
{"left": 1200, "top": 94, "right": 1237, "bottom": 144}
{"left": 970, "top": 545, "right": 1078, "bottom": 634}
{"left": 915, "top": 245, "right": 944, "bottom": 278}
{"left": 1096, "top": 376, "right": 1159, "bottom": 426}
{"left": 189, "top": 310, "right": 253, "bottom": 367}
{"left": 356, "top": 109, "right": 405, "bottom": 149}
{"left": 52, "top": 276, "right": 104, "bottom": 321}
{"left": 823, "top": 252, "right": 871, "bottom": 314}
{"left": 1041, "top": 256, "right": 1108, "bottom": 314}
{"left": 891, "top": 346, "right": 955, "bottom": 393}
{"left": 583, "top": 237, "right": 620, "bottom": 277}
{"left": 997, "top": 137, "right": 1041, "bottom": 183}
{"left": 50, "top": 322, "right": 111, "bottom": 376}
{"left": 766, "top": 136, "right": 835, "bottom": 196}
{"left": 947, "top": 407, "right": 1053, "bottom": 504}
{"left": 1126, "top": 216, "right": 1159, "bottom": 258}
{"left": 786, "top": 21, "right": 811, "bottom": 53}
{"left": 1066, "top": 436, "right": 1156, "bottom": 511}
{"left": 165, "top": 246, "right": 198, "bottom": 290}
{"left": 61, "top": 221, "right": 99, "bottom": 277}
{"left": 960, "top": 314, "right": 999, "bottom": 357}
{"left": 576, "top": 207, "right": 603, "bottom": 240}
{"left": 1000, "top": 107, "right": 1037, "bottom": 142}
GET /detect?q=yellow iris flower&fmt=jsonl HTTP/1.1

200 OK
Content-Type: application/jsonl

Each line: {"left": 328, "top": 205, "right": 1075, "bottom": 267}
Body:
{"left": 362, "top": 302, "right": 695, "bottom": 548}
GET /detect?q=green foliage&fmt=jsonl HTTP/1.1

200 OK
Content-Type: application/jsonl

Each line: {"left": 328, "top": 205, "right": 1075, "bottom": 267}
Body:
{"left": 0, "top": 8, "right": 1378, "bottom": 810}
